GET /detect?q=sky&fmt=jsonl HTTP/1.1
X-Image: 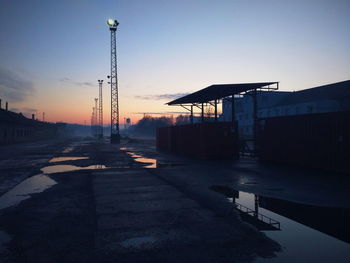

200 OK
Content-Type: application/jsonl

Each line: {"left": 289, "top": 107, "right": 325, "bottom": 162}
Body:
{"left": 0, "top": 0, "right": 349, "bottom": 124}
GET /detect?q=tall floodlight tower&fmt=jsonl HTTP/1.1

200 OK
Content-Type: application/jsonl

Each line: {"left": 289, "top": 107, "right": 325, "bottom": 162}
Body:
{"left": 107, "top": 19, "right": 120, "bottom": 143}
{"left": 98, "top": 80, "right": 104, "bottom": 138}
{"left": 94, "top": 98, "right": 98, "bottom": 137}
{"left": 91, "top": 107, "right": 95, "bottom": 136}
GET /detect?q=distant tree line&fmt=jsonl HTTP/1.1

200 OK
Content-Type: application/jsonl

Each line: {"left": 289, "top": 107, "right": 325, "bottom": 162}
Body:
{"left": 128, "top": 115, "right": 191, "bottom": 136}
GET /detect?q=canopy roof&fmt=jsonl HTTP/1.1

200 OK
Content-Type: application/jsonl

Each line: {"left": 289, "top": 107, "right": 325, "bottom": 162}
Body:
{"left": 167, "top": 82, "right": 278, "bottom": 105}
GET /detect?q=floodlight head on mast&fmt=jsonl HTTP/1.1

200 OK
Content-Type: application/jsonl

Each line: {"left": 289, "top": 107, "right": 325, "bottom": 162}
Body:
{"left": 107, "top": 19, "right": 119, "bottom": 29}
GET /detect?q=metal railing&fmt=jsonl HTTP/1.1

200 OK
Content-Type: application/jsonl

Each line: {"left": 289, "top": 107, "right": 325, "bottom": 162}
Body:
{"left": 235, "top": 202, "right": 281, "bottom": 230}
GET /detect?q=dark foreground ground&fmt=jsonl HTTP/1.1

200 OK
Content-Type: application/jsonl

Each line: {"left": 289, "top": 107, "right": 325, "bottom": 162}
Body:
{"left": 0, "top": 137, "right": 349, "bottom": 262}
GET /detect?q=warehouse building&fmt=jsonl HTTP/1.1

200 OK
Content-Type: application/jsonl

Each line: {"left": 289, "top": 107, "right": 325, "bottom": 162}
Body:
{"left": 221, "top": 80, "right": 350, "bottom": 139}
{"left": 0, "top": 107, "right": 66, "bottom": 145}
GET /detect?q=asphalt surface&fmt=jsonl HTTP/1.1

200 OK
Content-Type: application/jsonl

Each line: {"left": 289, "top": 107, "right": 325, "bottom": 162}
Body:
{"left": 7, "top": 136, "right": 349, "bottom": 262}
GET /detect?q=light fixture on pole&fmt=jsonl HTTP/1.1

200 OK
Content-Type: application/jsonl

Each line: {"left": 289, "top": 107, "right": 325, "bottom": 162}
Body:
{"left": 107, "top": 19, "right": 120, "bottom": 143}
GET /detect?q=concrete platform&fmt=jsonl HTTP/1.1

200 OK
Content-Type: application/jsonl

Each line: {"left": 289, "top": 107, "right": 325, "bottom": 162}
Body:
{"left": 93, "top": 169, "right": 251, "bottom": 256}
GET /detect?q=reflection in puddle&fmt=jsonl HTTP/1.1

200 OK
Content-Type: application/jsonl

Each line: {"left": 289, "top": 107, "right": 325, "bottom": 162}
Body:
{"left": 49, "top": 157, "right": 89, "bottom": 163}
{"left": 0, "top": 174, "right": 57, "bottom": 209}
{"left": 126, "top": 152, "right": 142, "bottom": 158}
{"left": 210, "top": 186, "right": 350, "bottom": 263}
{"left": 41, "top": 164, "right": 106, "bottom": 174}
{"left": 123, "top": 149, "right": 157, "bottom": 168}
{"left": 133, "top": 157, "right": 157, "bottom": 168}
{"left": 121, "top": 148, "right": 182, "bottom": 169}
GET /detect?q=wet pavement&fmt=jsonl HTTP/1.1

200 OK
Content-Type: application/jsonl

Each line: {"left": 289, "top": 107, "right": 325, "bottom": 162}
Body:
{"left": 0, "top": 231, "right": 11, "bottom": 251}
{"left": 210, "top": 186, "right": 350, "bottom": 262}
{"left": 0, "top": 137, "right": 349, "bottom": 262}
{"left": 233, "top": 190, "right": 350, "bottom": 263}
{"left": 0, "top": 174, "right": 57, "bottom": 210}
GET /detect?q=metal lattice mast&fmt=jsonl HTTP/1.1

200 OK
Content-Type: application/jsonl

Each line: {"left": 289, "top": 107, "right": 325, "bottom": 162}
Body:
{"left": 94, "top": 98, "right": 98, "bottom": 137}
{"left": 91, "top": 107, "right": 94, "bottom": 136}
{"left": 98, "top": 80, "right": 103, "bottom": 138}
{"left": 107, "top": 19, "right": 120, "bottom": 143}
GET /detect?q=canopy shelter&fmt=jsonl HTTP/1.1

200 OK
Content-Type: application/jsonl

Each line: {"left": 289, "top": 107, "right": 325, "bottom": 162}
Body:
{"left": 166, "top": 82, "right": 279, "bottom": 156}
{"left": 167, "top": 82, "right": 278, "bottom": 105}
{"left": 167, "top": 82, "right": 279, "bottom": 123}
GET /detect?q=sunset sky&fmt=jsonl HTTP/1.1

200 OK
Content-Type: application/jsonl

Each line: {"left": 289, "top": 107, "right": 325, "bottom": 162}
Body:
{"left": 0, "top": 0, "right": 349, "bottom": 124}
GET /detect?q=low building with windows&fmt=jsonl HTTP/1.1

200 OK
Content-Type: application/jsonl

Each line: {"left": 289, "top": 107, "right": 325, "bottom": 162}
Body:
{"left": 221, "top": 80, "right": 350, "bottom": 138}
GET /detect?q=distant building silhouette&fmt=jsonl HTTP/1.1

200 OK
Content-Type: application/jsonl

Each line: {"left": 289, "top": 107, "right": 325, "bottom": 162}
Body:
{"left": 0, "top": 108, "right": 66, "bottom": 144}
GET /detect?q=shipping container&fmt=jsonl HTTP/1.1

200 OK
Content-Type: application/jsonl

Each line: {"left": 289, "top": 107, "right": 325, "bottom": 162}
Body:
{"left": 157, "top": 122, "right": 239, "bottom": 160}
{"left": 258, "top": 111, "right": 350, "bottom": 174}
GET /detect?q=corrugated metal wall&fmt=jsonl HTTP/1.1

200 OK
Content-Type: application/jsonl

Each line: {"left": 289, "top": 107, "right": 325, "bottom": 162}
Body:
{"left": 157, "top": 122, "right": 239, "bottom": 160}
{"left": 258, "top": 111, "right": 350, "bottom": 174}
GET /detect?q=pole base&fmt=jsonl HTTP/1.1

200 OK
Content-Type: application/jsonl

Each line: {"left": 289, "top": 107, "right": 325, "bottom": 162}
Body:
{"left": 110, "top": 134, "right": 120, "bottom": 144}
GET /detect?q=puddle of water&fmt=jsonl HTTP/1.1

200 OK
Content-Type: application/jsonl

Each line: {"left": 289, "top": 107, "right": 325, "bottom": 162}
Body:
{"left": 41, "top": 164, "right": 107, "bottom": 174}
{"left": 122, "top": 147, "right": 184, "bottom": 169}
{"left": 211, "top": 186, "right": 350, "bottom": 263}
{"left": 0, "top": 162, "right": 107, "bottom": 210}
{"left": 49, "top": 157, "right": 89, "bottom": 163}
{"left": 121, "top": 236, "right": 157, "bottom": 248}
{"left": 124, "top": 150, "right": 157, "bottom": 168}
{"left": 126, "top": 152, "right": 142, "bottom": 158}
{"left": 0, "top": 174, "right": 57, "bottom": 210}
{"left": 134, "top": 157, "right": 157, "bottom": 168}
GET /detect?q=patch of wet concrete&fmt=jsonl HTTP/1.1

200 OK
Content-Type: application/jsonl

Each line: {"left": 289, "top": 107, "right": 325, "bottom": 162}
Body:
{"left": 62, "top": 146, "right": 74, "bottom": 153}
{"left": 0, "top": 230, "right": 11, "bottom": 258}
{"left": 93, "top": 168, "right": 280, "bottom": 262}
{"left": 0, "top": 168, "right": 96, "bottom": 263}
{"left": 0, "top": 231, "right": 11, "bottom": 248}
{"left": 240, "top": 181, "right": 258, "bottom": 185}
{"left": 0, "top": 174, "right": 57, "bottom": 209}
{"left": 121, "top": 236, "right": 157, "bottom": 249}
